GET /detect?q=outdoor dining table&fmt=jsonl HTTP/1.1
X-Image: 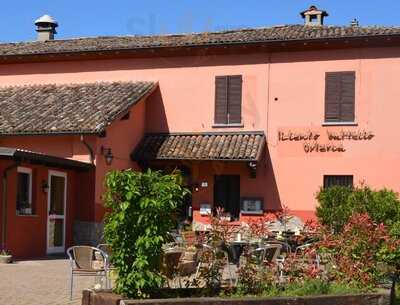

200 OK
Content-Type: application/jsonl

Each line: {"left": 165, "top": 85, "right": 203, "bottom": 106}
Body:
{"left": 228, "top": 240, "right": 261, "bottom": 265}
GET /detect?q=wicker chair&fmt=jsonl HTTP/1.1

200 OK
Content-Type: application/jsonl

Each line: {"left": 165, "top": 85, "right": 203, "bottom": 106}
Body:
{"left": 66, "top": 246, "right": 109, "bottom": 300}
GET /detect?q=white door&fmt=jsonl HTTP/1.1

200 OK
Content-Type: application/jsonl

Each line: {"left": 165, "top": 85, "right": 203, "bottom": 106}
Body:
{"left": 47, "top": 170, "right": 67, "bottom": 254}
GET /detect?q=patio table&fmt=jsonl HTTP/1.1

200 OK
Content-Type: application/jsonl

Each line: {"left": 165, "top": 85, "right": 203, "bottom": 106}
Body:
{"left": 228, "top": 240, "right": 261, "bottom": 265}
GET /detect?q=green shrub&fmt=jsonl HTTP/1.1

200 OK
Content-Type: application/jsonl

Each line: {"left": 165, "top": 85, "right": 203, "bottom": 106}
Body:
{"left": 103, "top": 169, "right": 189, "bottom": 298}
{"left": 260, "top": 279, "right": 364, "bottom": 297}
{"left": 316, "top": 186, "right": 356, "bottom": 233}
{"left": 282, "top": 279, "right": 330, "bottom": 296}
{"left": 316, "top": 185, "right": 400, "bottom": 233}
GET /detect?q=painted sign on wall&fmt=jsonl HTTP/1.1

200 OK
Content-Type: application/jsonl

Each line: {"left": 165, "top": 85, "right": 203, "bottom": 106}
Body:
{"left": 278, "top": 130, "right": 374, "bottom": 153}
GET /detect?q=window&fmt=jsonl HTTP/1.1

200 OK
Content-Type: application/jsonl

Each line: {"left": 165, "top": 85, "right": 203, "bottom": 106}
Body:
{"left": 325, "top": 71, "right": 355, "bottom": 123}
{"left": 16, "top": 167, "right": 33, "bottom": 215}
{"left": 323, "top": 175, "right": 353, "bottom": 188}
{"left": 241, "top": 197, "right": 264, "bottom": 215}
{"left": 214, "top": 75, "right": 242, "bottom": 125}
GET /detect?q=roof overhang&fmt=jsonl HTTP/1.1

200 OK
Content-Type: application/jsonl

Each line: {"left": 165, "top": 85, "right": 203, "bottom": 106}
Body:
{"left": 1, "top": 35, "right": 400, "bottom": 65}
{"left": 132, "top": 131, "right": 266, "bottom": 162}
{"left": 0, "top": 147, "right": 94, "bottom": 171}
{"left": 0, "top": 81, "right": 157, "bottom": 136}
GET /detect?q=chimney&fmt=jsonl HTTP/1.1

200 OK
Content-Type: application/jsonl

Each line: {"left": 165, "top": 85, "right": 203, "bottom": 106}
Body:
{"left": 300, "top": 5, "right": 328, "bottom": 26}
{"left": 350, "top": 18, "right": 360, "bottom": 27}
{"left": 35, "top": 15, "right": 58, "bottom": 41}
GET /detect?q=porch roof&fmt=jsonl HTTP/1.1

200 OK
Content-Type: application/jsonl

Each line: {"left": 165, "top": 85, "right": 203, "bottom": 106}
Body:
{"left": 0, "top": 81, "right": 157, "bottom": 136}
{"left": 132, "top": 131, "right": 265, "bottom": 162}
{"left": 0, "top": 147, "right": 93, "bottom": 170}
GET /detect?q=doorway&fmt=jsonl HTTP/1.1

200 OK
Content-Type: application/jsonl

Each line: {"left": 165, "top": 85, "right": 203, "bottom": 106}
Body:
{"left": 47, "top": 170, "right": 67, "bottom": 254}
{"left": 214, "top": 175, "right": 240, "bottom": 220}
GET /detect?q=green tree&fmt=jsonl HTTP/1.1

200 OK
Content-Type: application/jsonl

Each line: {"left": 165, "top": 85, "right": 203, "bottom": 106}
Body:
{"left": 103, "top": 169, "right": 189, "bottom": 298}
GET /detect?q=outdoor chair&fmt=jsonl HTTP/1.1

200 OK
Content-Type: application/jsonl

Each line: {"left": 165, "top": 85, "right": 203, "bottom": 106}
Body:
{"left": 295, "top": 243, "right": 320, "bottom": 268}
{"left": 168, "top": 246, "right": 200, "bottom": 287}
{"left": 249, "top": 247, "right": 266, "bottom": 265}
{"left": 97, "top": 243, "right": 115, "bottom": 288}
{"left": 245, "top": 244, "right": 282, "bottom": 265}
{"left": 167, "top": 231, "right": 185, "bottom": 247}
{"left": 263, "top": 244, "right": 282, "bottom": 263}
{"left": 195, "top": 243, "right": 234, "bottom": 285}
{"left": 295, "top": 243, "right": 312, "bottom": 254}
{"left": 266, "top": 240, "right": 291, "bottom": 254}
{"left": 163, "top": 247, "right": 185, "bottom": 287}
{"left": 67, "top": 246, "right": 109, "bottom": 300}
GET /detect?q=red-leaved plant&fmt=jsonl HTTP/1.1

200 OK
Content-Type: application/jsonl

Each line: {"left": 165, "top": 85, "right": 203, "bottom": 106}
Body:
{"left": 317, "top": 213, "right": 392, "bottom": 286}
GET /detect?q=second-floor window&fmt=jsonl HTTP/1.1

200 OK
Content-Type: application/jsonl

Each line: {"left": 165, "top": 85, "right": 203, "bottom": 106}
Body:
{"left": 214, "top": 75, "right": 242, "bottom": 125}
{"left": 325, "top": 71, "right": 355, "bottom": 123}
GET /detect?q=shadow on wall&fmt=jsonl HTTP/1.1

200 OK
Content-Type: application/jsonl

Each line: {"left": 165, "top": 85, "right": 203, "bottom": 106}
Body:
{"left": 264, "top": 145, "right": 282, "bottom": 211}
{"left": 145, "top": 86, "right": 169, "bottom": 133}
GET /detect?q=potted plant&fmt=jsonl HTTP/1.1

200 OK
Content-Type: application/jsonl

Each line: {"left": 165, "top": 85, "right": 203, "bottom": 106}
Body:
{"left": 0, "top": 249, "right": 12, "bottom": 264}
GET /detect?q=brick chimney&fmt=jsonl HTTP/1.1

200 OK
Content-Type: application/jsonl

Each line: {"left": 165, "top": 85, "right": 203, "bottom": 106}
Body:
{"left": 300, "top": 5, "right": 328, "bottom": 26}
{"left": 35, "top": 15, "right": 58, "bottom": 41}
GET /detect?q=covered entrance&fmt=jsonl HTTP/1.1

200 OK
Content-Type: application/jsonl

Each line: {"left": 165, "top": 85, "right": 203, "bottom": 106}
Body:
{"left": 132, "top": 131, "right": 266, "bottom": 228}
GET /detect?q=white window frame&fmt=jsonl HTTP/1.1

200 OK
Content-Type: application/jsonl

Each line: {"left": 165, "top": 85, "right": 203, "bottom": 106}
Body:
{"left": 16, "top": 167, "right": 33, "bottom": 215}
{"left": 240, "top": 197, "right": 264, "bottom": 215}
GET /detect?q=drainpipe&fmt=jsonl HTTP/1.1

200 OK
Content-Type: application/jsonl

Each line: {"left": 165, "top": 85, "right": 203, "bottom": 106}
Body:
{"left": 1, "top": 161, "right": 19, "bottom": 251}
{"left": 80, "top": 135, "right": 95, "bottom": 165}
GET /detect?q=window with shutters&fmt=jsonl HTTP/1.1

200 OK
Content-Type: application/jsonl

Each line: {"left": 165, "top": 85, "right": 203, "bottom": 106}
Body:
{"left": 323, "top": 175, "right": 354, "bottom": 188}
{"left": 324, "top": 71, "right": 355, "bottom": 123}
{"left": 214, "top": 75, "right": 242, "bottom": 125}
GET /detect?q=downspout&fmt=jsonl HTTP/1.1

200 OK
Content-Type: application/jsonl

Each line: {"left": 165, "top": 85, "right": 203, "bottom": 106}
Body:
{"left": 1, "top": 161, "right": 19, "bottom": 251}
{"left": 80, "top": 135, "right": 95, "bottom": 164}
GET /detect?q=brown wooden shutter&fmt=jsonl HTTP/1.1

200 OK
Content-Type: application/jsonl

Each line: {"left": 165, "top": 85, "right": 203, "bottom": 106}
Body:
{"left": 227, "top": 75, "right": 242, "bottom": 124}
{"left": 325, "top": 72, "right": 341, "bottom": 122}
{"left": 325, "top": 71, "right": 355, "bottom": 122}
{"left": 214, "top": 76, "right": 228, "bottom": 124}
{"left": 340, "top": 72, "right": 355, "bottom": 122}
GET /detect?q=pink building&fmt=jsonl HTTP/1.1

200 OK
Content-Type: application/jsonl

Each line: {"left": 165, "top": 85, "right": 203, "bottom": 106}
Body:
{"left": 1, "top": 6, "right": 400, "bottom": 258}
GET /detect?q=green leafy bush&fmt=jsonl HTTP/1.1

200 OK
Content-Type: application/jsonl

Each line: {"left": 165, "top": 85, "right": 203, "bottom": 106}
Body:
{"left": 316, "top": 185, "right": 400, "bottom": 233}
{"left": 103, "top": 169, "right": 189, "bottom": 298}
{"left": 259, "top": 279, "right": 364, "bottom": 297}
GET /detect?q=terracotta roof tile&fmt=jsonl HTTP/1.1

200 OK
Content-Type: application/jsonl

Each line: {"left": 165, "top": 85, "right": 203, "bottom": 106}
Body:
{"left": 0, "top": 81, "right": 156, "bottom": 135}
{"left": 1, "top": 25, "right": 400, "bottom": 58}
{"left": 132, "top": 132, "right": 265, "bottom": 162}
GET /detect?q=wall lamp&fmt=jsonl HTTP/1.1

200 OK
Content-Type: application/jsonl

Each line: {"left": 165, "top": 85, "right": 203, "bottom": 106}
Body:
{"left": 101, "top": 146, "right": 114, "bottom": 166}
{"left": 42, "top": 180, "right": 49, "bottom": 193}
{"left": 248, "top": 161, "right": 257, "bottom": 178}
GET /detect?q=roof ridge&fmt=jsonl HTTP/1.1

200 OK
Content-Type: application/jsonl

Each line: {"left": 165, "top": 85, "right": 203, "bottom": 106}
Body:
{"left": 0, "top": 80, "right": 155, "bottom": 90}
{"left": 2, "top": 24, "right": 400, "bottom": 59}
{"left": 2, "top": 24, "right": 400, "bottom": 46}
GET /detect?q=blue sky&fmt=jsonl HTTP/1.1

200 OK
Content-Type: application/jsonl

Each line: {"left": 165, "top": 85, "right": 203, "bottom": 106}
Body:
{"left": 1, "top": 1, "right": 400, "bottom": 42}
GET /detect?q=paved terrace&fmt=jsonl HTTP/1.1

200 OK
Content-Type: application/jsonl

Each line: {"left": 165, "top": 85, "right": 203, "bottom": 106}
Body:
{"left": 0, "top": 259, "right": 94, "bottom": 305}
